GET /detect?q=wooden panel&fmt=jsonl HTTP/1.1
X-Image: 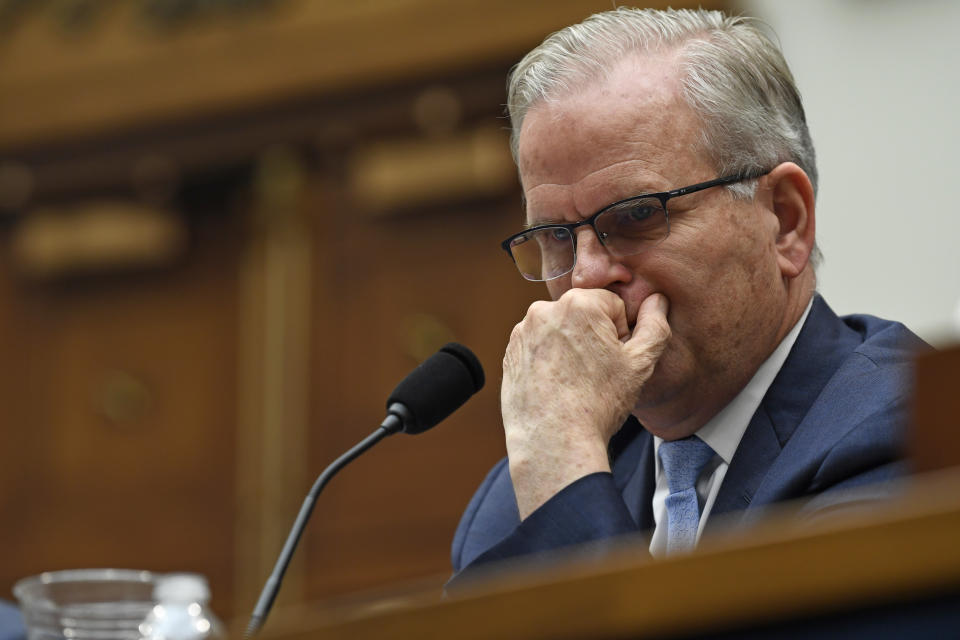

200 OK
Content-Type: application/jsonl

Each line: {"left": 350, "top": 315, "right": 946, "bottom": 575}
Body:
{"left": 0, "top": 212, "right": 241, "bottom": 618}
{"left": 298, "top": 181, "right": 543, "bottom": 600}
{"left": 911, "top": 345, "right": 960, "bottom": 472}
{"left": 0, "top": 0, "right": 625, "bottom": 149}
{"left": 0, "top": 0, "right": 726, "bottom": 151}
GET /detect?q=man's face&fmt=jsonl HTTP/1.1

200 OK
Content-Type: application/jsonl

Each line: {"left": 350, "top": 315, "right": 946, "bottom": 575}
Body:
{"left": 515, "top": 53, "right": 790, "bottom": 435}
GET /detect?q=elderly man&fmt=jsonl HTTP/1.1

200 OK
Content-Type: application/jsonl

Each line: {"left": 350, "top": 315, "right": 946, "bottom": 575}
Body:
{"left": 451, "top": 8, "right": 927, "bottom": 576}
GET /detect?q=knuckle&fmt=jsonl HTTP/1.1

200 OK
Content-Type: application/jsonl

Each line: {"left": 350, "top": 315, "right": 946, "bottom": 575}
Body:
{"left": 527, "top": 300, "right": 551, "bottom": 317}
{"left": 561, "top": 288, "right": 594, "bottom": 310}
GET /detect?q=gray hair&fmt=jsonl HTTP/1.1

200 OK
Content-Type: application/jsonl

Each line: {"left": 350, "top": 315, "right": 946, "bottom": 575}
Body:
{"left": 508, "top": 7, "right": 819, "bottom": 208}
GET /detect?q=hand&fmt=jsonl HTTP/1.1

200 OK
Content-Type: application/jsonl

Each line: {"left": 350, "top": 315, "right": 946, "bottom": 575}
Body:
{"left": 502, "top": 289, "right": 671, "bottom": 519}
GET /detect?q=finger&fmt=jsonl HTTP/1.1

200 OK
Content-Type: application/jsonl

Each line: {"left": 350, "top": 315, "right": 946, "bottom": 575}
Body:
{"left": 562, "top": 288, "right": 630, "bottom": 341}
{"left": 605, "top": 292, "right": 631, "bottom": 342}
{"left": 625, "top": 293, "right": 671, "bottom": 357}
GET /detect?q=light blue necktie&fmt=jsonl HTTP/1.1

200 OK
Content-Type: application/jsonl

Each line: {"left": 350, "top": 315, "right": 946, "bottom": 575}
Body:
{"left": 659, "top": 436, "right": 715, "bottom": 554}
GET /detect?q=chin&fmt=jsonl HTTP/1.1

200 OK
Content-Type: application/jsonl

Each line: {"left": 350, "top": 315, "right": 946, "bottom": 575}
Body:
{"left": 631, "top": 344, "right": 690, "bottom": 415}
{"left": 633, "top": 367, "right": 679, "bottom": 412}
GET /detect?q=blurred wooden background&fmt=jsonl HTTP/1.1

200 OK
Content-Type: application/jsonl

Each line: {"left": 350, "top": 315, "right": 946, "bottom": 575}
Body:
{"left": 0, "top": 0, "right": 717, "bottom": 623}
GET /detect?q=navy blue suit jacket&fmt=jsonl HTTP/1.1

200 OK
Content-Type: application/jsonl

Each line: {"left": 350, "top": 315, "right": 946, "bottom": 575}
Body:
{"left": 451, "top": 296, "right": 928, "bottom": 576}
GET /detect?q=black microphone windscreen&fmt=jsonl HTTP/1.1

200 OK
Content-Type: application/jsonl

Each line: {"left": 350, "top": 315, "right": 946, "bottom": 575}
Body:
{"left": 386, "top": 343, "right": 485, "bottom": 434}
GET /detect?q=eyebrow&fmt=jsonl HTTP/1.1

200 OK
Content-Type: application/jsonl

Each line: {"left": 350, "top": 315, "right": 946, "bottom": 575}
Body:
{"left": 522, "top": 198, "right": 573, "bottom": 228}
{"left": 522, "top": 216, "right": 565, "bottom": 230}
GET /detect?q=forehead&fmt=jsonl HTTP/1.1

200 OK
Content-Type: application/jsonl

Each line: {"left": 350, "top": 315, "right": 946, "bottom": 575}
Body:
{"left": 517, "top": 52, "right": 712, "bottom": 213}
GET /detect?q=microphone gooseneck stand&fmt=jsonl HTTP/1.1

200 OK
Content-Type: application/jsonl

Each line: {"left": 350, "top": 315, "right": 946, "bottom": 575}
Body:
{"left": 244, "top": 409, "right": 408, "bottom": 638}
{"left": 245, "top": 343, "right": 484, "bottom": 637}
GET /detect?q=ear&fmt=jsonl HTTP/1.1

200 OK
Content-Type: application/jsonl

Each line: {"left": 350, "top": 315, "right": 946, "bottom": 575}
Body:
{"left": 765, "top": 162, "right": 816, "bottom": 279}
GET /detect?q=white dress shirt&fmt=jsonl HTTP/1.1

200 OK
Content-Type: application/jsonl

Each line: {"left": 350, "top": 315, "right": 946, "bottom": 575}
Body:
{"left": 648, "top": 299, "right": 813, "bottom": 556}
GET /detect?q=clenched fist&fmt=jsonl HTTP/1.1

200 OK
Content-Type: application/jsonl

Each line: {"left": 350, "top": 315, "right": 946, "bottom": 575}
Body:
{"left": 503, "top": 289, "right": 671, "bottom": 519}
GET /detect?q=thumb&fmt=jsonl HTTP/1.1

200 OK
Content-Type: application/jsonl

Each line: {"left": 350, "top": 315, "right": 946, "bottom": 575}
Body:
{"left": 624, "top": 293, "right": 671, "bottom": 360}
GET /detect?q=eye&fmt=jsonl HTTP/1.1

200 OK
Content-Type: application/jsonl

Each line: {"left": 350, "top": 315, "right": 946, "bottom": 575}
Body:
{"left": 597, "top": 198, "right": 666, "bottom": 243}
{"left": 624, "top": 204, "right": 657, "bottom": 221}
{"left": 609, "top": 199, "right": 663, "bottom": 228}
{"left": 550, "top": 228, "right": 571, "bottom": 241}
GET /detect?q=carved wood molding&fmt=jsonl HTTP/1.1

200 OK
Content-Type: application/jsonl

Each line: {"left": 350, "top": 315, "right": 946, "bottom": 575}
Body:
{"left": 0, "top": 0, "right": 719, "bottom": 151}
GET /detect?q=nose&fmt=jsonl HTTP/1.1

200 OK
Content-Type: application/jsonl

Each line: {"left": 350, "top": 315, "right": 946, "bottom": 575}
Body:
{"left": 570, "top": 227, "right": 631, "bottom": 289}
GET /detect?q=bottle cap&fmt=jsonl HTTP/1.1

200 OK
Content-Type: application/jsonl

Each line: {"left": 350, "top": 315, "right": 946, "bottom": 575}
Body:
{"left": 153, "top": 573, "right": 211, "bottom": 603}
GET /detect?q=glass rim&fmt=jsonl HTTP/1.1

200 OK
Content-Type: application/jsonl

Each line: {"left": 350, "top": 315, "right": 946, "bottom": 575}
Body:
{"left": 14, "top": 569, "right": 156, "bottom": 606}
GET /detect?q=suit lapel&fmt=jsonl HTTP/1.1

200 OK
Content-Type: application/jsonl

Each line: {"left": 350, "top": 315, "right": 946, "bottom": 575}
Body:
{"left": 610, "top": 417, "right": 656, "bottom": 530}
{"left": 709, "top": 404, "right": 781, "bottom": 520}
{"left": 706, "top": 296, "right": 862, "bottom": 528}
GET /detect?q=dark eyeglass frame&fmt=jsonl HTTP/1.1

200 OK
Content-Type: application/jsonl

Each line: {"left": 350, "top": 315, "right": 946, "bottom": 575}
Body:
{"left": 500, "top": 169, "right": 770, "bottom": 281}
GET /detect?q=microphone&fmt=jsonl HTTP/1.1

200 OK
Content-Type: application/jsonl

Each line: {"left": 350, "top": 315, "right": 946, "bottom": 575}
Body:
{"left": 245, "top": 343, "right": 484, "bottom": 637}
{"left": 384, "top": 341, "right": 485, "bottom": 434}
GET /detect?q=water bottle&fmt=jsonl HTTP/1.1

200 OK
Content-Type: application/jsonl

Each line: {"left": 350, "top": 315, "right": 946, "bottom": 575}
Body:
{"left": 138, "top": 574, "right": 224, "bottom": 640}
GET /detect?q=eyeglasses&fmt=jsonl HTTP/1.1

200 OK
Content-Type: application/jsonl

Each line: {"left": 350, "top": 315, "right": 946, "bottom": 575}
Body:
{"left": 500, "top": 170, "right": 769, "bottom": 282}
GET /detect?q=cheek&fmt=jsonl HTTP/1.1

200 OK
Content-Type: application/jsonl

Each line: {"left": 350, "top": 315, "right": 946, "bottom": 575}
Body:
{"left": 681, "top": 221, "right": 782, "bottom": 342}
{"left": 649, "top": 218, "right": 769, "bottom": 324}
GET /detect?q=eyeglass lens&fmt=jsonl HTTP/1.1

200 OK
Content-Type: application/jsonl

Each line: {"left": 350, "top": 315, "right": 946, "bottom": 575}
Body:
{"left": 509, "top": 197, "right": 668, "bottom": 281}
